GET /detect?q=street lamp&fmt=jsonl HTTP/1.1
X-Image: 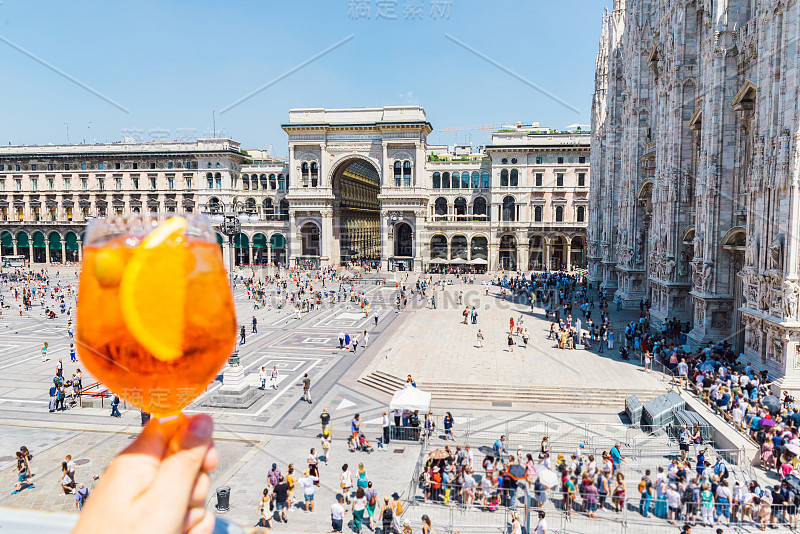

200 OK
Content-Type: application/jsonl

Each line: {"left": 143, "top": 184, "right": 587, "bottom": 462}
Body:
{"left": 203, "top": 200, "right": 258, "bottom": 286}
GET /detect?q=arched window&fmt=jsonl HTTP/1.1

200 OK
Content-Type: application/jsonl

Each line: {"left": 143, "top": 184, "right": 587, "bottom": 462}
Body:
{"left": 431, "top": 235, "right": 448, "bottom": 259}
{"left": 442, "top": 172, "right": 450, "bottom": 189}
{"left": 451, "top": 172, "right": 460, "bottom": 189}
{"left": 279, "top": 198, "right": 289, "bottom": 219}
{"left": 242, "top": 174, "right": 249, "bottom": 190}
{"left": 451, "top": 235, "right": 468, "bottom": 260}
{"left": 434, "top": 197, "right": 447, "bottom": 218}
{"left": 261, "top": 174, "right": 268, "bottom": 189}
{"left": 251, "top": 175, "right": 258, "bottom": 190}
{"left": 471, "top": 171, "right": 479, "bottom": 188}
{"left": 480, "top": 171, "right": 490, "bottom": 188}
{"left": 432, "top": 172, "right": 441, "bottom": 189}
{"left": 473, "top": 197, "right": 487, "bottom": 219}
{"left": 500, "top": 169, "right": 509, "bottom": 187}
{"left": 278, "top": 174, "right": 286, "bottom": 190}
{"left": 510, "top": 169, "right": 518, "bottom": 187}
{"left": 461, "top": 172, "right": 469, "bottom": 188}
{"left": 534, "top": 205, "right": 543, "bottom": 222}
{"left": 394, "top": 161, "right": 402, "bottom": 187}
{"left": 310, "top": 162, "right": 318, "bottom": 187}
{"left": 555, "top": 206, "right": 564, "bottom": 222}
{"left": 263, "top": 198, "right": 274, "bottom": 220}
{"left": 454, "top": 197, "right": 467, "bottom": 217}
{"left": 268, "top": 174, "right": 276, "bottom": 189}
{"left": 577, "top": 205, "right": 585, "bottom": 222}
{"left": 502, "top": 196, "right": 515, "bottom": 221}
{"left": 403, "top": 161, "right": 412, "bottom": 186}
{"left": 206, "top": 173, "right": 213, "bottom": 189}
{"left": 301, "top": 162, "right": 309, "bottom": 187}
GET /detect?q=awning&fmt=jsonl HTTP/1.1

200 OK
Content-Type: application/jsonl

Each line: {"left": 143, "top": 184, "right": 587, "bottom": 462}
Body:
{"left": 428, "top": 258, "right": 448, "bottom": 264}
{"left": 270, "top": 233, "right": 286, "bottom": 249}
{"left": 65, "top": 233, "right": 79, "bottom": 251}
{"left": 17, "top": 233, "right": 29, "bottom": 247}
{"left": 471, "top": 258, "right": 489, "bottom": 264}
{"left": 33, "top": 232, "right": 46, "bottom": 248}
{"left": 49, "top": 233, "right": 62, "bottom": 249}
{"left": 1, "top": 232, "right": 12, "bottom": 247}
{"left": 450, "top": 258, "right": 468, "bottom": 264}
{"left": 252, "top": 233, "right": 268, "bottom": 248}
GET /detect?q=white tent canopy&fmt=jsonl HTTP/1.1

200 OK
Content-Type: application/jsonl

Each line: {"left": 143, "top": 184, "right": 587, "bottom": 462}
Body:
{"left": 389, "top": 385, "right": 431, "bottom": 412}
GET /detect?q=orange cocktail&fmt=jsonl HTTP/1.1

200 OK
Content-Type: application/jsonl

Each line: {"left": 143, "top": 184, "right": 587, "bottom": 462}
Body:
{"left": 77, "top": 215, "right": 236, "bottom": 415}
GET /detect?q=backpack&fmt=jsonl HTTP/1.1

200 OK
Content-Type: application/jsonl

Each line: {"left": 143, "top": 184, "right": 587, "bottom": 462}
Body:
{"left": 382, "top": 505, "right": 393, "bottom": 521}
{"left": 77, "top": 487, "right": 89, "bottom": 505}
{"left": 368, "top": 492, "right": 377, "bottom": 507}
{"left": 638, "top": 479, "right": 647, "bottom": 494}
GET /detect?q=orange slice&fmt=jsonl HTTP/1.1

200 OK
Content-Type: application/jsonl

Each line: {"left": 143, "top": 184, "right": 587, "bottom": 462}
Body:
{"left": 119, "top": 217, "right": 189, "bottom": 362}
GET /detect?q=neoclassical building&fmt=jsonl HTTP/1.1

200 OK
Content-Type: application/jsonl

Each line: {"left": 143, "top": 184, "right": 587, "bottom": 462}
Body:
{"left": 0, "top": 106, "right": 589, "bottom": 274}
{"left": 588, "top": 0, "right": 800, "bottom": 392}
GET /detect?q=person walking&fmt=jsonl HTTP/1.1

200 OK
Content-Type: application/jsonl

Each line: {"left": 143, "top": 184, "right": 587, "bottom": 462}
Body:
{"left": 338, "top": 331, "right": 345, "bottom": 349}
{"left": 11, "top": 451, "right": 33, "bottom": 494}
{"left": 259, "top": 366, "right": 267, "bottom": 390}
{"left": 379, "top": 496, "right": 394, "bottom": 534}
{"left": 373, "top": 311, "right": 379, "bottom": 326}
{"left": 340, "top": 464, "right": 353, "bottom": 504}
{"left": 351, "top": 487, "right": 368, "bottom": 533}
{"left": 477, "top": 329, "right": 484, "bottom": 348}
{"left": 331, "top": 494, "right": 346, "bottom": 533}
{"left": 251, "top": 315, "right": 257, "bottom": 333}
{"left": 302, "top": 373, "right": 312, "bottom": 403}
{"left": 110, "top": 393, "right": 121, "bottom": 417}
{"left": 41, "top": 342, "right": 48, "bottom": 362}
{"left": 269, "top": 366, "right": 279, "bottom": 390}
{"left": 271, "top": 476, "right": 290, "bottom": 523}
{"left": 507, "top": 333, "right": 514, "bottom": 352}
{"left": 320, "top": 408, "right": 331, "bottom": 436}
{"left": 298, "top": 468, "right": 319, "bottom": 512}
{"left": 239, "top": 325, "right": 246, "bottom": 345}
{"left": 75, "top": 483, "right": 90, "bottom": 510}
{"left": 257, "top": 488, "right": 272, "bottom": 528}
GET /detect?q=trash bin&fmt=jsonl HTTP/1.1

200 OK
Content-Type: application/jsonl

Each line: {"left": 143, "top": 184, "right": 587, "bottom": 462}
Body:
{"left": 216, "top": 486, "right": 230, "bottom": 512}
{"left": 140, "top": 411, "right": 151, "bottom": 426}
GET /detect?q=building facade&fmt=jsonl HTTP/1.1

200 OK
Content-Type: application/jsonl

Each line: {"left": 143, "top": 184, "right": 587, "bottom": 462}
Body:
{"left": 588, "top": 0, "right": 800, "bottom": 393}
{"left": 0, "top": 106, "right": 589, "bottom": 274}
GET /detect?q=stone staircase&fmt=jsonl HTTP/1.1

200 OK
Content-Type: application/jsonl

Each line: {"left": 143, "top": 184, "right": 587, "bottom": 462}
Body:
{"left": 358, "top": 370, "right": 667, "bottom": 407}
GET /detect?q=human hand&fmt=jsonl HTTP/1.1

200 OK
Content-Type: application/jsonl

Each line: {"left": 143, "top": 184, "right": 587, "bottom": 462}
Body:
{"left": 72, "top": 414, "right": 218, "bottom": 534}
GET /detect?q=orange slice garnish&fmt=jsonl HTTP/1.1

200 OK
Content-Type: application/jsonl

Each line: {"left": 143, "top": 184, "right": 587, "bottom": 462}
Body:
{"left": 119, "top": 217, "right": 189, "bottom": 362}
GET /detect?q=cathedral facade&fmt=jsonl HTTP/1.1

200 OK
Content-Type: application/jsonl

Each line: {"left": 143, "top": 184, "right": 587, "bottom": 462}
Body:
{"left": 588, "top": 0, "right": 800, "bottom": 393}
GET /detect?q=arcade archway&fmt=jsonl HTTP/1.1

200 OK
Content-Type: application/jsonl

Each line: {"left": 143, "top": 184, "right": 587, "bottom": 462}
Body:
{"left": 331, "top": 157, "right": 381, "bottom": 265}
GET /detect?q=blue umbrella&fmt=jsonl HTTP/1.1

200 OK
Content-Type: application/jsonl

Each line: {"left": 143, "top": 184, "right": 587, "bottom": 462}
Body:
{"left": 697, "top": 362, "right": 715, "bottom": 372}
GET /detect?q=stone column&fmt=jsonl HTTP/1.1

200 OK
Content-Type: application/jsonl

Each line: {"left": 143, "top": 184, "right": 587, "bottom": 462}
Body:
{"left": 489, "top": 243, "right": 499, "bottom": 271}
{"left": 61, "top": 241, "right": 66, "bottom": 264}
{"left": 447, "top": 239, "right": 452, "bottom": 261}
{"left": 519, "top": 243, "right": 530, "bottom": 272}
{"left": 267, "top": 242, "right": 272, "bottom": 266}
{"left": 321, "top": 211, "right": 335, "bottom": 266}
{"left": 29, "top": 243, "right": 33, "bottom": 263}
{"left": 45, "top": 244, "right": 50, "bottom": 264}
{"left": 566, "top": 244, "right": 572, "bottom": 271}
{"left": 12, "top": 238, "right": 17, "bottom": 256}
{"left": 77, "top": 238, "right": 82, "bottom": 261}
{"left": 544, "top": 242, "right": 552, "bottom": 271}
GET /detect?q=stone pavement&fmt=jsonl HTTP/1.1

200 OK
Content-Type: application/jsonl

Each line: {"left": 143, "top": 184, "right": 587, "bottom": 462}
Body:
{"left": 359, "top": 280, "right": 668, "bottom": 401}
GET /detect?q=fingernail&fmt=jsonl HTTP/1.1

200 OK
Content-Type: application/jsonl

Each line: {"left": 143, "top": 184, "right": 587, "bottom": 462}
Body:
{"left": 188, "top": 415, "right": 213, "bottom": 439}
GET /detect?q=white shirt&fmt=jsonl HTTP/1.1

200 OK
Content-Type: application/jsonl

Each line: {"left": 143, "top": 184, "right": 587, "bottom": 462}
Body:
{"left": 299, "top": 475, "right": 318, "bottom": 495}
{"left": 535, "top": 518, "right": 548, "bottom": 534}
{"left": 331, "top": 502, "right": 345, "bottom": 520}
{"left": 382, "top": 414, "right": 389, "bottom": 428}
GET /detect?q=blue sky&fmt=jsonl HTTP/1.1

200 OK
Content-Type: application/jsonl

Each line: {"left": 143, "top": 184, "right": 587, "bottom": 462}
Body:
{"left": 0, "top": 0, "right": 609, "bottom": 156}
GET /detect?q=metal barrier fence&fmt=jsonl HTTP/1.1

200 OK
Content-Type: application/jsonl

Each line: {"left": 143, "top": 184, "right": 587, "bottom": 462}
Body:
{"left": 401, "top": 488, "right": 800, "bottom": 533}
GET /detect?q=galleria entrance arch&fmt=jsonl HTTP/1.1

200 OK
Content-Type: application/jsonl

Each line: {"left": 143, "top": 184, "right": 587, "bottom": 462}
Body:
{"left": 330, "top": 157, "right": 381, "bottom": 265}
{"left": 283, "top": 106, "right": 431, "bottom": 269}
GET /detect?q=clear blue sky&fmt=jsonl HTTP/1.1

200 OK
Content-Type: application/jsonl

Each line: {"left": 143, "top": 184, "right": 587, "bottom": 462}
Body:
{"left": 0, "top": 0, "right": 609, "bottom": 156}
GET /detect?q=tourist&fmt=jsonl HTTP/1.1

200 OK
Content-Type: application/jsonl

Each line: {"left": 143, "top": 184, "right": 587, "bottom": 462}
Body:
{"left": 340, "top": 464, "right": 353, "bottom": 504}
{"left": 534, "top": 510, "right": 548, "bottom": 534}
{"left": 271, "top": 476, "right": 290, "bottom": 523}
{"left": 444, "top": 412, "right": 454, "bottom": 440}
{"left": 507, "top": 333, "right": 514, "bottom": 352}
{"left": 320, "top": 408, "right": 331, "bottom": 435}
{"left": 331, "top": 494, "right": 346, "bottom": 533}
{"left": 41, "top": 341, "right": 48, "bottom": 362}
{"left": 11, "top": 451, "right": 33, "bottom": 494}
{"left": 269, "top": 366, "right": 279, "bottom": 390}
{"left": 110, "top": 393, "right": 121, "bottom": 417}
{"left": 364, "top": 481, "right": 378, "bottom": 529}
{"left": 351, "top": 487, "right": 368, "bottom": 533}
{"left": 257, "top": 488, "right": 272, "bottom": 528}
{"left": 75, "top": 483, "right": 90, "bottom": 510}
{"left": 378, "top": 495, "right": 394, "bottom": 533}
{"left": 477, "top": 329, "right": 484, "bottom": 348}
{"left": 258, "top": 366, "right": 267, "bottom": 390}
{"left": 382, "top": 411, "right": 390, "bottom": 445}
{"left": 298, "top": 468, "right": 319, "bottom": 512}
{"left": 302, "top": 373, "right": 311, "bottom": 403}
{"left": 60, "top": 461, "right": 75, "bottom": 494}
